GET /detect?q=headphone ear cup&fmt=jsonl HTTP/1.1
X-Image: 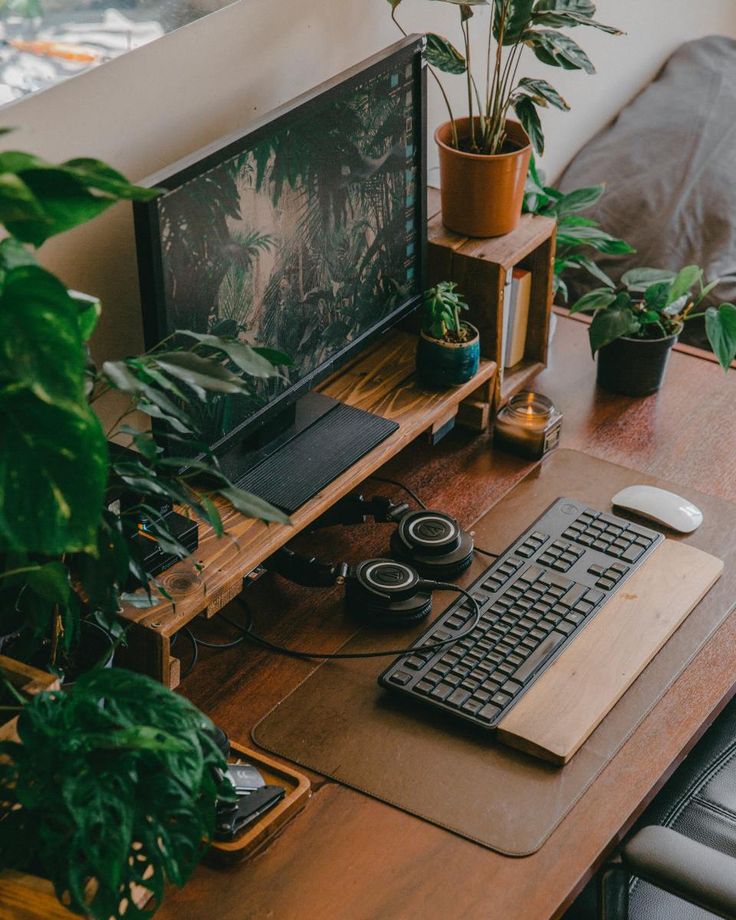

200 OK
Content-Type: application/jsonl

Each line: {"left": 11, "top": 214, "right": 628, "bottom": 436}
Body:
{"left": 344, "top": 559, "right": 432, "bottom": 626}
{"left": 390, "top": 510, "right": 474, "bottom": 580}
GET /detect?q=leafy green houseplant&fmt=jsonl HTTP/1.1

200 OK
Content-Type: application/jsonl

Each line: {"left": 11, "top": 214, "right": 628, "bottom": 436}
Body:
{"left": 570, "top": 265, "right": 736, "bottom": 396}
{"left": 0, "top": 148, "right": 290, "bottom": 917}
{"left": 417, "top": 281, "right": 480, "bottom": 387}
{"left": 388, "top": 0, "right": 620, "bottom": 236}
{"left": 523, "top": 156, "right": 634, "bottom": 303}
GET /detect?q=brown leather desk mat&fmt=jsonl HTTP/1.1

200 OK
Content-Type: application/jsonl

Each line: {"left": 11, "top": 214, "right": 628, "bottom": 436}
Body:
{"left": 252, "top": 450, "right": 736, "bottom": 856}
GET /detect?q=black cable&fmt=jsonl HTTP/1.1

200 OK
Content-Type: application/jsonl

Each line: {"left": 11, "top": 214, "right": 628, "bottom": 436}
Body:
{"left": 368, "top": 474, "right": 428, "bottom": 510}
{"left": 474, "top": 546, "right": 499, "bottom": 560}
{"left": 179, "top": 626, "right": 199, "bottom": 678}
{"left": 227, "top": 583, "right": 481, "bottom": 661}
{"left": 189, "top": 632, "right": 246, "bottom": 650}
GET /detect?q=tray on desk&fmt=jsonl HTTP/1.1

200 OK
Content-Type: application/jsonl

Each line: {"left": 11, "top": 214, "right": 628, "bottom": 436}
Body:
{"left": 209, "top": 742, "right": 310, "bottom": 864}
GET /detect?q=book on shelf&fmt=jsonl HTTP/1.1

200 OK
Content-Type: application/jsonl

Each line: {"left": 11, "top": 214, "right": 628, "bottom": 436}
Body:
{"left": 504, "top": 267, "right": 532, "bottom": 369}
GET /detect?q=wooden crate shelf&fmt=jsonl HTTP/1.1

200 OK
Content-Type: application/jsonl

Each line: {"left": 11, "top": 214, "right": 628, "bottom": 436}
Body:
{"left": 117, "top": 329, "right": 497, "bottom": 687}
{"left": 427, "top": 187, "right": 556, "bottom": 407}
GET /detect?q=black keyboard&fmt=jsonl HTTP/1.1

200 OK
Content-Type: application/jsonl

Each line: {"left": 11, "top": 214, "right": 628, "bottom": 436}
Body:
{"left": 379, "top": 498, "right": 664, "bottom": 730}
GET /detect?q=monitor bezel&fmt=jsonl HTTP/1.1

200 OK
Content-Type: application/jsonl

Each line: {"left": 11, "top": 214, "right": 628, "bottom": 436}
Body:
{"left": 133, "top": 35, "right": 428, "bottom": 455}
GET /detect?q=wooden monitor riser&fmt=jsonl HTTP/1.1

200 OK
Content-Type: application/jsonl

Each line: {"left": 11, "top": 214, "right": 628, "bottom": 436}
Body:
{"left": 117, "top": 330, "right": 497, "bottom": 688}
{"left": 497, "top": 539, "right": 724, "bottom": 765}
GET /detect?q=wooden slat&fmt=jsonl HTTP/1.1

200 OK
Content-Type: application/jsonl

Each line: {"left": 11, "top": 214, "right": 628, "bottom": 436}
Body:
{"left": 497, "top": 540, "right": 724, "bottom": 764}
{"left": 0, "top": 872, "right": 73, "bottom": 920}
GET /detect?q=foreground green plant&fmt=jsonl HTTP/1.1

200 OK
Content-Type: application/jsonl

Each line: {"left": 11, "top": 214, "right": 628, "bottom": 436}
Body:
{"left": 423, "top": 281, "right": 474, "bottom": 342}
{"left": 523, "top": 156, "right": 634, "bottom": 302}
{"left": 0, "top": 669, "right": 233, "bottom": 919}
{"left": 0, "top": 145, "right": 290, "bottom": 917}
{"left": 570, "top": 265, "right": 736, "bottom": 368}
{"left": 388, "top": 0, "right": 620, "bottom": 155}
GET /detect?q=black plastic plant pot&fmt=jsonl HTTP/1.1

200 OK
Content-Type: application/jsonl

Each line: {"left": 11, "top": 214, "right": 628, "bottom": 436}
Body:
{"left": 596, "top": 331, "right": 679, "bottom": 397}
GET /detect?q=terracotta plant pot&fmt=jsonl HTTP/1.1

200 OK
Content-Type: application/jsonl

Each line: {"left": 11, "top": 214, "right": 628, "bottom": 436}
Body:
{"left": 596, "top": 330, "right": 680, "bottom": 397}
{"left": 435, "top": 118, "right": 532, "bottom": 238}
{"left": 416, "top": 324, "right": 480, "bottom": 388}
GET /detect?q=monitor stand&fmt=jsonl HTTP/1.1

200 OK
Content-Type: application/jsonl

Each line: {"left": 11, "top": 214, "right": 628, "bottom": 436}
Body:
{"left": 215, "top": 392, "right": 399, "bottom": 514}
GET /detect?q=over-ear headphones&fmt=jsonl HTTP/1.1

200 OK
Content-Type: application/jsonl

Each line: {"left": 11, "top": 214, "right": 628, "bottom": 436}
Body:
{"left": 390, "top": 509, "right": 474, "bottom": 580}
{"left": 262, "top": 492, "right": 474, "bottom": 627}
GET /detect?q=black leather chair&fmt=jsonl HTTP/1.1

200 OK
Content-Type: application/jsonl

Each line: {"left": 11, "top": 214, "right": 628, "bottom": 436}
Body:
{"left": 565, "top": 695, "right": 736, "bottom": 920}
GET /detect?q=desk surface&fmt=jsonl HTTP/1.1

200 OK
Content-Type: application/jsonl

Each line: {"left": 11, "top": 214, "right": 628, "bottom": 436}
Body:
{"left": 159, "top": 315, "right": 736, "bottom": 920}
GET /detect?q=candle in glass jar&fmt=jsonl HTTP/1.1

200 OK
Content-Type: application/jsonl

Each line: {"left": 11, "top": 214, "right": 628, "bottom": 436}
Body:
{"left": 494, "top": 391, "right": 562, "bottom": 460}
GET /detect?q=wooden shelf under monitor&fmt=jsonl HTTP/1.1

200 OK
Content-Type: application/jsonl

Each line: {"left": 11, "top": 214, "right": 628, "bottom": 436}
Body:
{"left": 427, "top": 187, "right": 556, "bottom": 408}
{"left": 117, "top": 329, "right": 497, "bottom": 687}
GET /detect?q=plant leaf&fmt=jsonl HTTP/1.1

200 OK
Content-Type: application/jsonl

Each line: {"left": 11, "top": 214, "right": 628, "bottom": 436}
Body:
{"left": 621, "top": 267, "right": 677, "bottom": 292}
{"left": 218, "top": 486, "right": 291, "bottom": 526}
{"left": 513, "top": 96, "right": 544, "bottom": 154}
{"left": 494, "top": 0, "right": 535, "bottom": 44}
{"left": 514, "top": 77, "right": 570, "bottom": 110}
{"left": 569, "top": 287, "right": 617, "bottom": 314}
{"left": 705, "top": 304, "right": 736, "bottom": 371}
{"left": 589, "top": 296, "right": 640, "bottom": 354}
{"left": 174, "top": 331, "right": 285, "bottom": 379}
{"left": 526, "top": 28, "right": 596, "bottom": 72}
{"left": 0, "top": 390, "right": 108, "bottom": 554}
{"left": 425, "top": 33, "right": 467, "bottom": 74}
{"left": 667, "top": 264, "right": 702, "bottom": 304}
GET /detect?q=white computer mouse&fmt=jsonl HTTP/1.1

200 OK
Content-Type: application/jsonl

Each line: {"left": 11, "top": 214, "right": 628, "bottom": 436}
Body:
{"left": 611, "top": 485, "right": 703, "bottom": 534}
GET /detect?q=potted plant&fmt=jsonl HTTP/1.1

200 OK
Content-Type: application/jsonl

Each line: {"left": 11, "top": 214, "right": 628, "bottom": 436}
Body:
{"left": 417, "top": 281, "right": 480, "bottom": 387}
{"left": 388, "top": 0, "right": 621, "bottom": 237}
{"left": 570, "top": 265, "right": 736, "bottom": 396}
{"left": 523, "top": 156, "right": 635, "bottom": 303}
{"left": 0, "top": 147, "right": 291, "bottom": 917}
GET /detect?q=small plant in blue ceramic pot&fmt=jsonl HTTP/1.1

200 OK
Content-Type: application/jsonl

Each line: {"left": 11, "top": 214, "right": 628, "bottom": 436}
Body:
{"left": 417, "top": 282, "right": 480, "bottom": 388}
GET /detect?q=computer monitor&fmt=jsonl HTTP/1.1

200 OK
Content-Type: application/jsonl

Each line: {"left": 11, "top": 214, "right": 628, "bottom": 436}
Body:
{"left": 133, "top": 36, "right": 427, "bottom": 511}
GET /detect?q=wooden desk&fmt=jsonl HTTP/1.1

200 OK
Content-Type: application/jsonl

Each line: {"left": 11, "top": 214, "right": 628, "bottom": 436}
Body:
{"left": 159, "top": 314, "right": 736, "bottom": 920}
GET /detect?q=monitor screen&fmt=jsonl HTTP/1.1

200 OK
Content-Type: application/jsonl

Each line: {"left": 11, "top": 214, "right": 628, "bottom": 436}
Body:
{"left": 134, "top": 36, "right": 426, "bottom": 456}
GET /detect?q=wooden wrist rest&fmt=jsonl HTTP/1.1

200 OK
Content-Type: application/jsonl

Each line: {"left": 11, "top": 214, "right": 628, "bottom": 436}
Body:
{"left": 497, "top": 539, "right": 724, "bottom": 765}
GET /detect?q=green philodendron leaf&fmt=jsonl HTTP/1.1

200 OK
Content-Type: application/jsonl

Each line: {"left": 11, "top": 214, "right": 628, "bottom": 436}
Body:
{"left": 0, "top": 172, "right": 44, "bottom": 225}
{"left": 621, "top": 267, "right": 677, "bottom": 292}
{"left": 705, "top": 304, "right": 736, "bottom": 371}
{"left": 218, "top": 485, "right": 291, "bottom": 526}
{"left": 425, "top": 33, "right": 467, "bottom": 74}
{"left": 643, "top": 280, "right": 671, "bottom": 312}
{"left": 667, "top": 264, "right": 702, "bottom": 304}
{"left": 0, "top": 265, "right": 87, "bottom": 403}
{"left": 61, "top": 158, "right": 160, "bottom": 201}
{"left": 513, "top": 96, "right": 544, "bottom": 153}
{"left": 0, "top": 155, "right": 160, "bottom": 246}
{"left": 569, "top": 255, "right": 615, "bottom": 288}
{"left": 69, "top": 290, "right": 101, "bottom": 342}
{"left": 0, "top": 390, "right": 108, "bottom": 554}
{"left": 526, "top": 28, "right": 596, "bottom": 72}
{"left": 494, "top": 0, "right": 535, "bottom": 44}
{"left": 0, "top": 237, "right": 38, "bottom": 275}
{"left": 569, "top": 287, "right": 617, "bottom": 314}
{"left": 589, "top": 298, "right": 640, "bottom": 355}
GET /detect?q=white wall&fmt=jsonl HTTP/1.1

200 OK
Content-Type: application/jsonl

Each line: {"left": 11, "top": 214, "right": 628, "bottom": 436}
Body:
{"left": 3, "top": 0, "right": 736, "bottom": 363}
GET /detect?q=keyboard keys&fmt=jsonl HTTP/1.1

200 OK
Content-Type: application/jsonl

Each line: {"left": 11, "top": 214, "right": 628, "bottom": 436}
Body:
{"left": 380, "top": 498, "right": 662, "bottom": 732}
